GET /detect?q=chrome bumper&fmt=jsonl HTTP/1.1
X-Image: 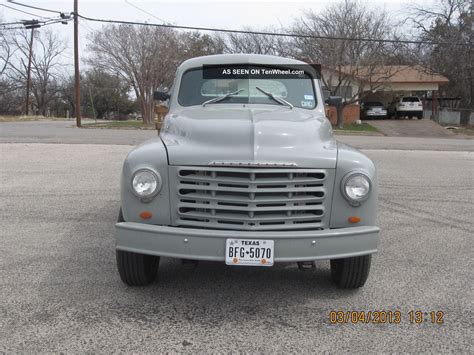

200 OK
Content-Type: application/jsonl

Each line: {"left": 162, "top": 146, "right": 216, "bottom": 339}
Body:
{"left": 116, "top": 223, "right": 380, "bottom": 262}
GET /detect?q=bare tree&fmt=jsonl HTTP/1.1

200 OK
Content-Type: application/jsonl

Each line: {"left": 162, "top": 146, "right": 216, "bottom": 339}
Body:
{"left": 292, "top": 0, "right": 395, "bottom": 127}
{"left": 9, "top": 29, "right": 67, "bottom": 116}
{"left": 88, "top": 26, "right": 222, "bottom": 124}
{"left": 180, "top": 31, "right": 225, "bottom": 58}
{"left": 0, "top": 16, "right": 18, "bottom": 113}
{"left": 0, "top": 22, "right": 14, "bottom": 78}
{"left": 221, "top": 27, "right": 296, "bottom": 57}
{"left": 406, "top": 0, "right": 472, "bottom": 122}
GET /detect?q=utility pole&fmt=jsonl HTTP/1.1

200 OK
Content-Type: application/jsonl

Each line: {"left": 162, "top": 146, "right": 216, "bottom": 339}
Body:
{"left": 25, "top": 27, "right": 34, "bottom": 116}
{"left": 23, "top": 20, "right": 40, "bottom": 116}
{"left": 74, "top": 0, "right": 81, "bottom": 127}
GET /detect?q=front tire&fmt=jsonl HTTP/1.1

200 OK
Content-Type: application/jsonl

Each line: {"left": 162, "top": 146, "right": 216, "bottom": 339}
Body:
{"left": 330, "top": 255, "right": 371, "bottom": 289}
{"left": 116, "top": 250, "right": 160, "bottom": 286}
{"left": 116, "top": 208, "right": 160, "bottom": 286}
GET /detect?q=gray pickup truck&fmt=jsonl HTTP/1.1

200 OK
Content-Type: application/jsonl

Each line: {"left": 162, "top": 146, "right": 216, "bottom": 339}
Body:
{"left": 115, "top": 54, "right": 379, "bottom": 288}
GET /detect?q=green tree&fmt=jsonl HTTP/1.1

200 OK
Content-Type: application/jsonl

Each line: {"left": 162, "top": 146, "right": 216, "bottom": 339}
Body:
{"left": 83, "top": 69, "right": 135, "bottom": 119}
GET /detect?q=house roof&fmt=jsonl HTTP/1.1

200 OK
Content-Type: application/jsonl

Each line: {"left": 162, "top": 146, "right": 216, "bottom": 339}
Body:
{"left": 377, "top": 65, "right": 449, "bottom": 84}
{"left": 330, "top": 65, "right": 449, "bottom": 84}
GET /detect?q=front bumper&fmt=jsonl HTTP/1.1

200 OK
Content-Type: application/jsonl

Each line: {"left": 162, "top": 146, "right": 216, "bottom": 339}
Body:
{"left": 365, "top": 110, "right": 387, "bottom": 117}
{"left": 396, "top": 109, "right": 423, "bottom": 115}
{"left": 116, "top": 223, "right": 380, "bottom": 262}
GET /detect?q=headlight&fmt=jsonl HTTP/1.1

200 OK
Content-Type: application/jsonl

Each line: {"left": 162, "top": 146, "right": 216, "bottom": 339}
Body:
{"left": 131, "top": 169, "right": 161, "bottom": 198}
{"left": 341, "top": 172, "right": 371, "bottom": 205}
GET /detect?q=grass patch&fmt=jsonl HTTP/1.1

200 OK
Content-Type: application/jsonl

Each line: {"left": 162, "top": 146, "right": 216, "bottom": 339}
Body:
{"left": 82, "top": 120, "right": 156, "bottom": 130}
{"left": 0, "top": 115, "right": 70, "bottom": 122}
{"left": 447, "top": 127, "right": 474, "bottom": 136}
{"left": 333, "top": 123, "right": 379, "bottom": 133}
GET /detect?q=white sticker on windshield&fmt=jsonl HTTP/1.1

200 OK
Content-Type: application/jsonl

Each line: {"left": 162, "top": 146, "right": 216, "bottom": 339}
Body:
{"left": 304, "top": 95, "right": 314, "bottom": 100}
{"left": 301, "top": 101, "right": 313, "bottom": 107}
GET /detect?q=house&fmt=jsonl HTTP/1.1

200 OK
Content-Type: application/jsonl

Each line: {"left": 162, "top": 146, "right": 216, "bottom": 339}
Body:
{"left": 322, "top": 65, "right": 449, "bottom": 124}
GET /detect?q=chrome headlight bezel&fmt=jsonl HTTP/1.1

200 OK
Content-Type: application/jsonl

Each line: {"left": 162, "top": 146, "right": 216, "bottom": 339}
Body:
{"left": 131, "top": 168, "right": 162, "bottom": 199}
{"left": 341, "top": 172, "right": 372, "bottom": 206}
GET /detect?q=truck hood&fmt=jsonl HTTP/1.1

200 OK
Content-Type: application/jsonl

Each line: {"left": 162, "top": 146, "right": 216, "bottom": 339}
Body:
{"left": 160, "top": 105, "right": 337, "bottom": 168}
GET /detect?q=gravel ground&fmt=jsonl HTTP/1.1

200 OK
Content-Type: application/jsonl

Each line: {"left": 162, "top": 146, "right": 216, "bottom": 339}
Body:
{"left": 0, "top": 142, "right": 472, "bottom": 352}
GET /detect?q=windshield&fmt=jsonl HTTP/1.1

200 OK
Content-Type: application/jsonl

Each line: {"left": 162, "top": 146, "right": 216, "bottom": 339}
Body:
{"left": 178, "top": 66, "right": 317, "bottom": 109}
{"left": 364, "top": 102, "right": 384, "bottom": 107}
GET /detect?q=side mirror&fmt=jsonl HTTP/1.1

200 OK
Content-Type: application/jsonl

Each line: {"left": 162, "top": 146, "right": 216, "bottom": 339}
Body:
{"left": 154, "top": 91, "right": 170, "bottom": 101}
{"left": 325, "top": 96, "right": 342, "bottom": 106}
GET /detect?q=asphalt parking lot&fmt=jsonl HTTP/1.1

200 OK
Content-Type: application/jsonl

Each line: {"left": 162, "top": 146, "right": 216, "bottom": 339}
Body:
{"left": 0, "top": 125, "right": 472, "bottom": 352}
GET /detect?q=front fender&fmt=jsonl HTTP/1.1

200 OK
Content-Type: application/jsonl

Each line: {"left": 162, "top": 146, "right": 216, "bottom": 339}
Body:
{"left": 329, "top": 143, "right": 377, "bottom": 228}
{"left": 121, "top": 138, "right": 171, "bottom": 225}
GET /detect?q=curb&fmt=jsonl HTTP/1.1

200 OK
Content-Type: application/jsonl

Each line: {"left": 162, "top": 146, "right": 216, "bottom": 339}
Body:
{"left": 333, "top": 131, "right": 384, "bottom": 136}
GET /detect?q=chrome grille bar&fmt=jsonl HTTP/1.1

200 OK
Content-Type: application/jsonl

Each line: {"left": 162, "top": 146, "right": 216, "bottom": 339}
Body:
{"left": 173, "top": 167, "right": 331, "bottom": 231}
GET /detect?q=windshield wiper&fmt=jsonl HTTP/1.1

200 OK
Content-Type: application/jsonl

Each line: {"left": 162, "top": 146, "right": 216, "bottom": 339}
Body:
{"left": 202, "top": 89, "right": 244, "bottom": 106}
{"left": 255, "top": 87, "right": 293, "bottom": 109}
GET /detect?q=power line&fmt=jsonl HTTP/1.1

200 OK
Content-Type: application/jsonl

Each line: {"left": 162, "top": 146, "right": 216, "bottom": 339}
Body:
{"left": 2, "top": 2, "right": 466, "bottom": 46}
{"left": 79, "top": 20, "right": 94, "bottom": 33}
{"left": 45, "top": 18, "right": 73, "bottom": 27}
{"left": 0, "top": 21, "right": 25, "bottom": 26}
{"left": 123, "top": 0, "right": 167, "bottom": 24}
{"left": 76, "top": 13, "right": 468, "bottom": 46}
{"left": 0, "top": 3, "right": 50, "bottom": 19}
{"left": 6, "top": 0, "right": 62, "bottom": 15}
{"left": 0, "top": 18, "right": 72, "bottom": 31}
{"left": 0, "top": 25, "right": 24, "bottom": 30}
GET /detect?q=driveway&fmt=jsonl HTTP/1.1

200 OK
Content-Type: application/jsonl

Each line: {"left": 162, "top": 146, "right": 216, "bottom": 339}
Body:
{"left": 367, "top": 118, "right": 459, "bottom": 138}
{"left": 0, "top": 140, "right": 472, "bottom": 352}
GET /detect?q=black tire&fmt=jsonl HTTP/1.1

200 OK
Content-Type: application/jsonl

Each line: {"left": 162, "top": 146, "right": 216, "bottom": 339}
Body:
{"left": 116, "top": 208, "right": 160, "bottom": 286}
{"left": 330, "top": 255, "right": 371, "bottom": 289}
{"left": 116, "top": 250, "right": 159, "bottom": 286}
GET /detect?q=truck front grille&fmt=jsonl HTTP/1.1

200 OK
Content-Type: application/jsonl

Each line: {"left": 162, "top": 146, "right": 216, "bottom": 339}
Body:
{"left": 171, "top": 166, "right": 332, "bottom": 231}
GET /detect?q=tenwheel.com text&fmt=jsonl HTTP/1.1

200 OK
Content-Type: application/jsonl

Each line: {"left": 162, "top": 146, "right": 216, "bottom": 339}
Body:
{"left": 202, "top": 64, "right": 321, "bottom": 79}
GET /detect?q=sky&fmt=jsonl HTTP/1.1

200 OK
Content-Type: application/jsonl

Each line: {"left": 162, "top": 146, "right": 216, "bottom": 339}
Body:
{"left": 0, "top": 0, "right": 436, "bottom": 68}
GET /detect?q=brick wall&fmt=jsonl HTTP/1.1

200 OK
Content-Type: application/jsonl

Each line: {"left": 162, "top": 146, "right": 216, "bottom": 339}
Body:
{"left": 325, "top": 104, "right": 360, "bottom": 125}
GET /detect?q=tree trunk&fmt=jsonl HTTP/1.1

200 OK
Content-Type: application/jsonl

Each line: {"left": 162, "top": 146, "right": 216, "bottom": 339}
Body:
{"left": 136, "top": 89, "right": 153, "bottom": 125}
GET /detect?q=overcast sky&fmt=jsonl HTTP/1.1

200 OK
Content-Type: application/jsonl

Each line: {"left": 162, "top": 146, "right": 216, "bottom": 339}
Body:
{"left": 1, "top": 0, "right": 436, "bottom": 66}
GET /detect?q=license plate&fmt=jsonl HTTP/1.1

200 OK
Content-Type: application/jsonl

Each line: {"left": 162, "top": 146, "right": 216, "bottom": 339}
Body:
{"left": 225, "top": 239, "right": 274, "bottom": 266}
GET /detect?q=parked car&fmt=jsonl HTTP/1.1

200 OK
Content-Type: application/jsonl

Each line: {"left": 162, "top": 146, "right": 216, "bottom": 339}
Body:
{"left": 361, "top": 101, "right": 387, "bottom": 119}
{"left": 116, "top": 54, "right": 379, "bottom": 289}
{"left": 389, "top": 96, "right": 423, "bottom": 119}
